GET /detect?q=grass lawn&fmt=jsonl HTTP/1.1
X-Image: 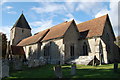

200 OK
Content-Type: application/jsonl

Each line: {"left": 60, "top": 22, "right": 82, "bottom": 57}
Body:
{"left": 3, "top": 64, "right": 120, "bottom": 79}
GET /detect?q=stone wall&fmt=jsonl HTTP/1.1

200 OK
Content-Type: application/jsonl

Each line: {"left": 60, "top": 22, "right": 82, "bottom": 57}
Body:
{"left": 101, "top": 20, "right": 116, "bottom": 63}
{"left": 10, "top": 27, "right": 31, "bottom": 45}
{"left": 41, "top": 39, "right": 64, "bottom": 64}
{"left": 23, "top": 43, "right": 41, "bottom": 60}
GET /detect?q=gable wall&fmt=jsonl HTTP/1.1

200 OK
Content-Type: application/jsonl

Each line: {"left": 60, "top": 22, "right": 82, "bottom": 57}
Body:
{"left": 101, "top": 20, "right": 115, "bottom": 63}
{"left": 63, "top": 23, "right": 80, "bottom": 61}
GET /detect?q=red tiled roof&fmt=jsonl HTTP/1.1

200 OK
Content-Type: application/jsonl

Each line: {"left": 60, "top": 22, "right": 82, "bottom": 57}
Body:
{"left": 17, "top": 20, "right": 74, "bottom": 46}
{"left": 17, "top": 29, "right": 49, "bottom": 46}
{"left": 17, "top": 14, "right": 112, "bottom": 46}
{"left": 11, "top": 45, "right": 25, "bottom": 55}
{"left": 42, "top": 20, "right": 73, "bottom": 41}
{"left": 77, "top": 14, "right": 108, "bottom": 38}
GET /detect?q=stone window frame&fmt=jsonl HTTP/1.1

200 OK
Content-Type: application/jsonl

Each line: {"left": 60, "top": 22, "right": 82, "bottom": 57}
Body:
{"left": 83, "top": 42, "right": 88, "bottom": 56}
{"left": 70, "top": 43, "right": 74, "bottom": 57}
{"left": 22, "top": 29, "right": 24, "bottom": 33}
{"left": 44, "top": 45, "right": 50, "bottom": 57}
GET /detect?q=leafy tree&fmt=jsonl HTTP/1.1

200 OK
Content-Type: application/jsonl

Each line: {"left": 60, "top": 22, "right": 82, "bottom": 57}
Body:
{"left": 117, "top": 36, "right": 120, "bottom": 47}
{"left": 115, "top": 36, "right": 120, "bottom": 48}
{"left": 0, "top": 33, "right": 7, "bottom": 58}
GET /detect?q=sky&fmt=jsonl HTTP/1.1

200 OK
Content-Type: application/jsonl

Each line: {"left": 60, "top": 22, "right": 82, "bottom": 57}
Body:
{"left": 0, "top": 0, "right": 119, "bottom": 40}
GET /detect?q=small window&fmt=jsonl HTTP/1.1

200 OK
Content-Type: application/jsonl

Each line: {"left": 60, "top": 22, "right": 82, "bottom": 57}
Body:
{"left": 83, "top": 42, "right": 88, "bottom": 56}
{"left": 22, "top": 29, "right": 24, "bottom": 33}
{"left": 70, "top": 44, "right": 74, "bottom": 56}
{"left": 44, "top": 46, "right": 49, "bottom": 56}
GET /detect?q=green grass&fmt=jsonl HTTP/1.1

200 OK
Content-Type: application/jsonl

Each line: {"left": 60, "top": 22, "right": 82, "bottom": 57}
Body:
{"left": 3, "top": 64, "right": 120, "bottom": 79}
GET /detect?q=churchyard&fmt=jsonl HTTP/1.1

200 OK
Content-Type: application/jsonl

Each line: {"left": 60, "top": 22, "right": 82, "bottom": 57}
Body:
{"left": 2, "top": 63, "right": 120, "bottom": 79}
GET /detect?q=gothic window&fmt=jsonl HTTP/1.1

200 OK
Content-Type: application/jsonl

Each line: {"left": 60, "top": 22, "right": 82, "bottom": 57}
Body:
{"left": 70, "top": 44, "right": 74, "bottom": 56}
{"left": 28, "top": 47, "right": 32, "bottom": 59}
{"left": 83, "top": 42, "right": 88, "bottom": 56}
{"left": 44, "top": 46, "right": 50, "bottom": 56}
{"left": 29, "top": 47, "right": 32, "bottom": 54}
{"left": 22, "top": 29, "right": 24, "bottom": 33}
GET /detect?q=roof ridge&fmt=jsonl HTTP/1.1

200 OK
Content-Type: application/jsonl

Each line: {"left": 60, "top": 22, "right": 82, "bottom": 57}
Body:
{"left": 34, "top": 20, "right": 73, "bottom": 35}
{"left": 77, "top": 14, "right": 108, "bottom": 25}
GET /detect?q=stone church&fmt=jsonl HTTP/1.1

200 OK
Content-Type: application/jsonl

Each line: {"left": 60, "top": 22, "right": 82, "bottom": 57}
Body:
{"left": 9, "top": 13, "right": 120, "bottom": 65}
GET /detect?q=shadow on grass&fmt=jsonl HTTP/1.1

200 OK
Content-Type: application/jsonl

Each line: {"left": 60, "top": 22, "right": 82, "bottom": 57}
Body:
{"left": 3, "top": 64, "right": 120, "bottom": 79}
{"left": 62, "top": 68, "right": 120, "bottom": 78}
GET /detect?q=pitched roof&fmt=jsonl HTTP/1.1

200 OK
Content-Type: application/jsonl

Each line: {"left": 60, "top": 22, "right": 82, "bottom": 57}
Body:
{"left": 11, "top": 13, "right": 31, "bottom": 30}
{"left": 17, "top": 29, "right": 49, "bottom": 46}
{"left": 17, "top": 20, "right": 74, "bottom": 46}
{"left": 17, "top": 14, "right": 114, "bottom": 46}
{"left": 11, "top": 45, "right": 25, "bottom": 55}
{"left": 42, "top": 20, "right": 73, "bottom": 41}
{"left": 77, "top": 14, "right": 108, "bottom": 38}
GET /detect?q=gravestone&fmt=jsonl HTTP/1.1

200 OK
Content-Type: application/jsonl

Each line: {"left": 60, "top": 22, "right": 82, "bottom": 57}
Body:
{"left": 34, "top": 59, "right": 39, "bottom": 67}
{"left": 2, "top": 59, "right": 9, "bottom": 78}
{"left": 28, "top": 59, "right": 34, "bottom": 68}
{"left": 53, "top": 65, "right": 62, "bottom": 78}
{"left": 13, "top": 59, "right": 22, "bottom": 70}
{"left": 71, "top": 63, "right": 76, "bottom": 75}
{"left": 114, "top": 62, "right": 118, "bottom": 72}
{"left": 39, "top": 57, "right": 46, "bottom": 66}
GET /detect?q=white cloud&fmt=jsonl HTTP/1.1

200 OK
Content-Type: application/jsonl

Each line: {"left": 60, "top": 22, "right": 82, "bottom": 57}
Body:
{"left": 95, "top": 9, "right": 109, "bottom": 18}
{"left": 63, "top": 13, "right": 74, "bottom": 21}
{"left": 31, "top": 3, "right": 65, "bottom": 14}
{"left": 76, "top": 2, "right": 106, "bottom": 15}
{"left": 6, "top": 6, "right": 13, "bottom": 9}
{"left": 30, "top": 21, "right": 42, "bottom": 27}
{"left": 95, "top": 0, "right": 119, "bottom": 36}
{"left": 7, "top": 11, "right": 17, "bottom": 14}
{"left": 30, "top": 20, "right": 54, "bottom": 34}
{"left": 63, "top": 13, "right": 82, "bottom": 24}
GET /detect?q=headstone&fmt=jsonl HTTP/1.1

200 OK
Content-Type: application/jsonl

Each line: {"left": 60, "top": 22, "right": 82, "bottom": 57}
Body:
{"left": 71, "top": 62, "right": 76, "bottom": 75}
{"left": 53, "top": 65, "right": 62, "bottom": 78}
{"left": 2, "top": 59, "right": 9, "bottom": 78}
{"left": 114, "top": 62, "right": 118, "bottom": 72}
{"left": 28, "top": 59, "right": 34, "bottom": 68}
{"left": 34, "top": 59, "right": 39, "bottom": 67}
{"left": 13, "top": 59, "right": 22, "bottom": 70}
{"left": 39, "top": 56, "right": 46, "bottom": 66}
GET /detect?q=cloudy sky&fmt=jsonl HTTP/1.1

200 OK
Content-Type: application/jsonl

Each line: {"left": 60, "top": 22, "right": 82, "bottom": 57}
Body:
{"left": 0, "top": 0, "right": 119, "bottom": 40}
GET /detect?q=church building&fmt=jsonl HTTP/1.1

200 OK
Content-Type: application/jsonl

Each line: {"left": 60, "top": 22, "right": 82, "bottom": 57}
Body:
{"left": 10, "top": 13, "right": 120, "bottom": 65}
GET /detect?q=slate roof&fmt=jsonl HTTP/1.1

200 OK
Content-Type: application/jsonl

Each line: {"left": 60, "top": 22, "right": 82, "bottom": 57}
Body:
{"left": 11, "top": 13, "right": 31, "bottom": 30}
{"left": 77, "top": 14, "right": 107, "bottom": 38}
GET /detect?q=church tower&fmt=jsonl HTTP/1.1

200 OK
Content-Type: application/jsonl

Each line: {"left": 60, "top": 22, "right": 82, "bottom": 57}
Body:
{"left": 10, "top": 13, "right": 32, "bottom": 45}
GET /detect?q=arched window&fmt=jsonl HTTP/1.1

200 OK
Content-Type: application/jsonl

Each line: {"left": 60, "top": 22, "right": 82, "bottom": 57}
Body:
{"left": 44, "top": 46, "right": 49, "bottom": 56}
{"left": 22, "top": 29, "right": 24, "bottom": 33}
{"left": 70, "top": 44, "right": 74, "bottom": 57}
{"left": 83, "top": 42, "right": 88, "bottom": 56}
